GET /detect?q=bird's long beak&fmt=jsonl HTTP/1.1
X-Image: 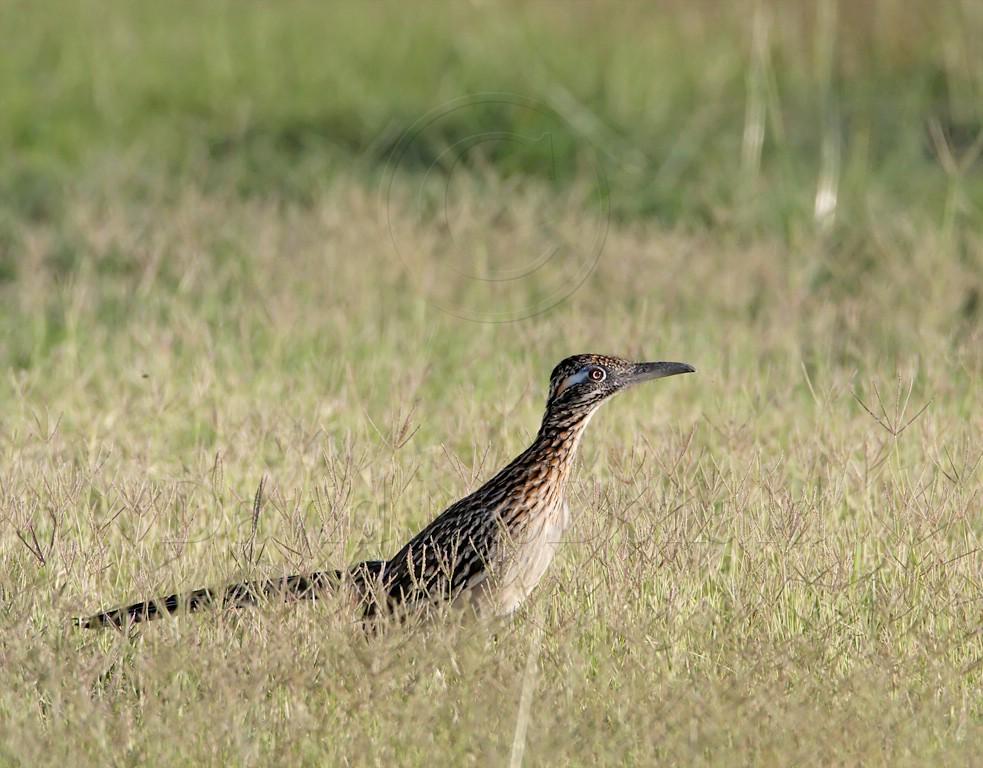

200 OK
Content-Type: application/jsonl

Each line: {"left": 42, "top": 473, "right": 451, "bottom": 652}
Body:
{"left": 625, "top": 361, "right": 696, "bottom": 386}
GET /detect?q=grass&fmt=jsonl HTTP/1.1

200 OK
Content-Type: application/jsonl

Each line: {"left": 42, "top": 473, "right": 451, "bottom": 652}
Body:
{"left": 1, "top": 0, "right": 982, "bottom": 231}
{"left": 1, "top": 1, "right": 982, "bottom": 765}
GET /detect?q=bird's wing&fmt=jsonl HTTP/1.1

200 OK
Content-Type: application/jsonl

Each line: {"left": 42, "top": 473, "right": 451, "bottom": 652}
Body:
{"left": 382, "top": 498, "right": 501, "bottom": 609}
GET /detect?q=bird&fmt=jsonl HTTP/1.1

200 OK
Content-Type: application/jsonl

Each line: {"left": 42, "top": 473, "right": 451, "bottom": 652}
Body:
{"left": 76, "top": 354, "right": 695, "bottom": 629}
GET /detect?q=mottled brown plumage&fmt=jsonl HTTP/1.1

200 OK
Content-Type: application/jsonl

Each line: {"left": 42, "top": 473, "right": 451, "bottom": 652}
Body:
{"left": 76, "top": 354, "right": 694, "bottom": 629}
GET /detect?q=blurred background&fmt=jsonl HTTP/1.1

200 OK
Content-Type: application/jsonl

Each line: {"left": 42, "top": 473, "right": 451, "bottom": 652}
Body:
{"left": 2, "top": 1, "right": 981, "bottom": 233}
{"left": 2, "top": 0, "right": 981, "bottom": 345}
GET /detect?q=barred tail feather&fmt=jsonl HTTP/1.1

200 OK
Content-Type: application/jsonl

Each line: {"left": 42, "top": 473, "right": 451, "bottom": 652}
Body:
{"left": 74, "top": 560, "right": 387, "bottom": 629}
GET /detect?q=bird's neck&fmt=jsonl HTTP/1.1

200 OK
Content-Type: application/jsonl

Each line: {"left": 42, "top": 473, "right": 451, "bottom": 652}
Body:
{"left": 522, "top": 406, "right": 600, "bottom": 486}
{"left": 477, "top": 405, "right": 601, "bottom": 509}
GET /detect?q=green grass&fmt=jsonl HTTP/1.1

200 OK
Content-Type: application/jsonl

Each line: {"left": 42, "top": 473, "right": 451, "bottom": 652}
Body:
{"left": 1, "top": 0, "right": 982, "bottom": 231}
{"left": 0, "top": 1, "right": 982, "bottom": 765}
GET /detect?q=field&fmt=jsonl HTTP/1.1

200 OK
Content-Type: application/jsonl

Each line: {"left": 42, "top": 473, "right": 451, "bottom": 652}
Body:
{"left": 1, "top": 1, "right": 982, "bottom": 765}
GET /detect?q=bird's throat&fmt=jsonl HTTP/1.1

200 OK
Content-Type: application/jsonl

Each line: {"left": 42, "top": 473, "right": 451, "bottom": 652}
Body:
{"left": 529, "top": 406, "right": 598, "bottom": 487}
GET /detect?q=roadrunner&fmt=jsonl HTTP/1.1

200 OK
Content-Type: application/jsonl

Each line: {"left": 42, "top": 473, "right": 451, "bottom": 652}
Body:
{"left": 77, "top": 354, "right": 694, "bottom": 629}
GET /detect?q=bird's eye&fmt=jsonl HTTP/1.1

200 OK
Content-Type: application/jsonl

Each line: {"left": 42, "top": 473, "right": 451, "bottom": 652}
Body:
{"left": 589, "top": 367, "right": 606, "bottom": 382}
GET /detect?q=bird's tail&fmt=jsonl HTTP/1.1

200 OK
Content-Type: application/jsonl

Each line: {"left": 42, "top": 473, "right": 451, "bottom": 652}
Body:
{"left": 74, "top": 560, "right": 387, "bottom": 629}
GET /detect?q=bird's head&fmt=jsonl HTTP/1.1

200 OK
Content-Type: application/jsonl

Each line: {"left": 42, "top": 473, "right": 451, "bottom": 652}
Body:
{"left": 544, "top": 354, "right": 695, "bottom": 423}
